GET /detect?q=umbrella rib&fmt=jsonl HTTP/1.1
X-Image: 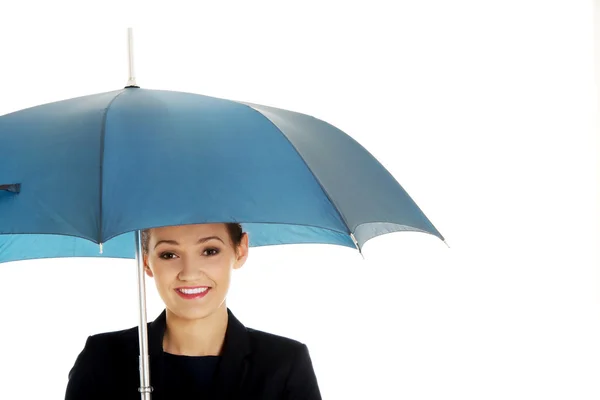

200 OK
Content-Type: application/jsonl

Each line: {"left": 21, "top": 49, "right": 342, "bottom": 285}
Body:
{"left": 98, "top": 90, "right": 128, "bottom": 244}
{"left": 239, "top": 104, "right": 356, "bottom": 248}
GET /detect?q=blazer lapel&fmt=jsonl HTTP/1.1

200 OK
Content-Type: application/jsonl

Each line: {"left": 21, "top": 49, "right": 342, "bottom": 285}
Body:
{"left": 148, "top": 310, "right": 168, "bottom": 399}
{"left": 211, "top": 309, "right": 252, "bottom": 399}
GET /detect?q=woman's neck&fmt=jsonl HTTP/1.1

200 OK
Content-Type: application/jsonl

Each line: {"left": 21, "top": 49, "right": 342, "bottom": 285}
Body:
{"left": 163, "top": 304, "right": 229, "bottom": 356}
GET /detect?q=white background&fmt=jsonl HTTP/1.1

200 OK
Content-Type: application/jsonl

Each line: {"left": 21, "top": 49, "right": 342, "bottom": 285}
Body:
{"left": 0, "top": 1, "right": 598, "bottom": 399}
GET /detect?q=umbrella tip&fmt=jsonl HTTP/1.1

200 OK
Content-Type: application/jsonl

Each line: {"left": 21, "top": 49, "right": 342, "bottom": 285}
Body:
{"left": 350, "top": 233, "right": 365, "bottom": 260}
{"left": 350, "top": 232, "right": 358, "bottom": 246}
{"left": 99, "top": 243, "right": 104, "bottom": 254}
{"left": 443, "top": 239, "right": 450, "bottom": 249}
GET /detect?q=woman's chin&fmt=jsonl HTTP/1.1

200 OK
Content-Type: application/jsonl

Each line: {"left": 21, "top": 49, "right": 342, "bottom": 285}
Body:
{"left": 167, "top": 302, "right": 220, "bottom": 321}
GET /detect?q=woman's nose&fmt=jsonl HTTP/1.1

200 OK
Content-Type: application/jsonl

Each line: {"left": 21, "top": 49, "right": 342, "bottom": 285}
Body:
{"left": 177, "top": 257, "right": 204, "bottom": 281}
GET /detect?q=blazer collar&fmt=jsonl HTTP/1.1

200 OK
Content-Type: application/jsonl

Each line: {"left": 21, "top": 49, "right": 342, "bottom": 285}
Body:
{"left": 147, "top": 308, "right": 251, "bottom": 398}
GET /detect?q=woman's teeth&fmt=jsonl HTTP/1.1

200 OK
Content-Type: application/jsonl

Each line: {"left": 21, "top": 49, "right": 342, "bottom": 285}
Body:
{"left": 178, "top": 288, "right": 208, "bottom": 294}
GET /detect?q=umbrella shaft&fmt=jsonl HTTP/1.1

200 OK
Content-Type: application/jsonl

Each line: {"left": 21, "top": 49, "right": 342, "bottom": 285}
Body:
{"left": 135, "top": 230, "right": 153, "bottom": 399}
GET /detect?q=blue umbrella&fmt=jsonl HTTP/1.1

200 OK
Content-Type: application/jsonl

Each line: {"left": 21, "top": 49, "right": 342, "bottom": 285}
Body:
{"left": 0, "top": 87, "right": 443, "bottom": 259}
{"left": 0, "top": 30, "right": 444, "bottom": 399}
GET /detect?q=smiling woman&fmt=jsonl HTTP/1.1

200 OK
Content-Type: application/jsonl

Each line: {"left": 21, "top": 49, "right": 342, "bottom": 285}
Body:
{"left": 65, "top": 223, "right": 322, "bottom": 400}
{"left": 142, "top": 224, "right": 244, "bottom": 328}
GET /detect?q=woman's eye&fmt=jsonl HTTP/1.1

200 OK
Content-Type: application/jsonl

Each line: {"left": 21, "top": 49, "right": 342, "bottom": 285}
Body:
{"left": 204, "top": 248, "right": 219, "bottom": 256}
{"left": 159, "top": 252, "right": 177, "bottom": 260}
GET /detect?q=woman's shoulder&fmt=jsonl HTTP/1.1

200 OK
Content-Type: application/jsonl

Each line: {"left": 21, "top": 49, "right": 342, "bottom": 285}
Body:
{"left": 244, "top": 327, "right": 310, "bottom": 361}
{"left": 66, "top": 326, "right": 145, "bottom": 398}
{"left": 241, "top": 327, "right": 320, "bottom": 397}
{"left": 68, "top": 325, "right": 142, "bottom": 381}
{"left": 246, "top": 327, "right": 304, "bottom": 347}
{"left": 81, "top": 324, "right": 141, "bottom": 356}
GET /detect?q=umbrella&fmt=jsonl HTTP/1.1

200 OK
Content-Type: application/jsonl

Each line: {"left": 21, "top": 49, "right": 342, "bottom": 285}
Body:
{"left": 0, "top": 29, "right": 445, "bottom": 399}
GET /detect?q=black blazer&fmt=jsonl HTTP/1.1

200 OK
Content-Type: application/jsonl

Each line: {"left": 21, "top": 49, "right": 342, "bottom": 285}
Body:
{"left": 65, "top": 309, "right": 322, "bottom": 399}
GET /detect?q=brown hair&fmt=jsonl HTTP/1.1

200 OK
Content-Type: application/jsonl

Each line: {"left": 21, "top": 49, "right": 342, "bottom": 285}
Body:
{"left": 141, "top": 223, "right": 244, "bottom": 254}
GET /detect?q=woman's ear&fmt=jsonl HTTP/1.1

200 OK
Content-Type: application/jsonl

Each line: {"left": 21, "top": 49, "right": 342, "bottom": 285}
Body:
{"left": 234, "top": 233, "right": 249, "bottom": 270}
{"left": 143, "top": 255, "right": 154, "bottom": 277}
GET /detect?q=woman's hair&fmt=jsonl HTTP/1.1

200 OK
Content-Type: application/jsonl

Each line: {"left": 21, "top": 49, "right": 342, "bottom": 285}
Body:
{"left": 141, "top": 223, "right": 244, "bottom": 254}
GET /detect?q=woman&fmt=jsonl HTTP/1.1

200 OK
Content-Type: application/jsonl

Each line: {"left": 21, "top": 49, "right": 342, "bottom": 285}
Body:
{"left": 65, "top": 223, "right": 322, "bottom": 399}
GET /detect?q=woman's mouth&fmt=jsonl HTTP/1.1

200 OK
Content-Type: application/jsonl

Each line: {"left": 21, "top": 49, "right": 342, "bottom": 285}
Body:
{"left": 175, "top": 287, "right": 211, "bottom": 300}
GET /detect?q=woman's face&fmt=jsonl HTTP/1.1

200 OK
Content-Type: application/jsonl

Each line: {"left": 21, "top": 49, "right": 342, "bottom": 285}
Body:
{"left": 144, "top": 223, "right": 248, "bottom": 321}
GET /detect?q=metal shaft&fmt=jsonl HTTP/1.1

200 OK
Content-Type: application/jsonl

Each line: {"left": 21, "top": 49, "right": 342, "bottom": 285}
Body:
{"left": 126, "top": 28, "right": 137, "bottom": 87}
{"left": 135, "top": 230, "right": 153, "bottom": 399}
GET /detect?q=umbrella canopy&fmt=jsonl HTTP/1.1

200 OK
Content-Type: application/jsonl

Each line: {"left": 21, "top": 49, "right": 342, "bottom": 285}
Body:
{"left": 0, "top": 87, "right": 443, "bottom": 263}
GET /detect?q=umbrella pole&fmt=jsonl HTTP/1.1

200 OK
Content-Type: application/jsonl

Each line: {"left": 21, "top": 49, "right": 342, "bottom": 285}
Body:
{"left": 134, "top": 230, "right": 153, "bottom": 399}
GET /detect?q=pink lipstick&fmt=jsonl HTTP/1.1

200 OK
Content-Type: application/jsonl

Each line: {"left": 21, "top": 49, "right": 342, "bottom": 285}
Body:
{"left": 175, "top": 286, "right": 211, "bottom": 300}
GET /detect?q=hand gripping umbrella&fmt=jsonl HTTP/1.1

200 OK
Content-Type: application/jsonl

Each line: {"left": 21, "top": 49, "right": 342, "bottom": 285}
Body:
{"left": 0, "top": 29, "right": 445, "bottom": 399}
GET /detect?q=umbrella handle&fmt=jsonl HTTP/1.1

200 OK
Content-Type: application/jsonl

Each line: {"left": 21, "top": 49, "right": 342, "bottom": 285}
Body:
{"left": 0, "top": 183, "right": 20, "bottom": 193}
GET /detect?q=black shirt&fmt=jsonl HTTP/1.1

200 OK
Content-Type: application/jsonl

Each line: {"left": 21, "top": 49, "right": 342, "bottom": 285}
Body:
{"left": 163, "top": 352, "right": 221, "bottom": 396}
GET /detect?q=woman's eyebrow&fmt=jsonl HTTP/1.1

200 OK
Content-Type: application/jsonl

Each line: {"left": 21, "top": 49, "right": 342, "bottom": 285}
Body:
{"left": 154, "top": 239, "right": 179, "bottom": 249}
{"left": 197, "top": 236, "right": 225, "bottom": 245}
{"left": 153, "top": 236, "right": 224, "bottom": 249}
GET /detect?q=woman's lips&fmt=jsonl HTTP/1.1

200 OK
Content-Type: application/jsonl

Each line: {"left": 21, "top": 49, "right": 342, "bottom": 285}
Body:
{"left": 175, "top": 286, "right": 211, "bottom": 300}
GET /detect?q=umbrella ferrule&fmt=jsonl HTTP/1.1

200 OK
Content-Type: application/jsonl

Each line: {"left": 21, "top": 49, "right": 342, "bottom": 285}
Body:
{"left": 126, "top": 28, "right": 137, "bottom": 88}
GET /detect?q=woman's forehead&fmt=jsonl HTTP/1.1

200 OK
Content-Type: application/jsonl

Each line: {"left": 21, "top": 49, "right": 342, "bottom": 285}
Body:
{"left": 150, "top": 223, "right": 228, "bottom": 240}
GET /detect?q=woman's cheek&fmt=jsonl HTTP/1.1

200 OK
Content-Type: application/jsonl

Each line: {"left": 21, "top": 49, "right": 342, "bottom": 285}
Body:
{"left": 155, "top": 263, "right": 179, "bottom": 280}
